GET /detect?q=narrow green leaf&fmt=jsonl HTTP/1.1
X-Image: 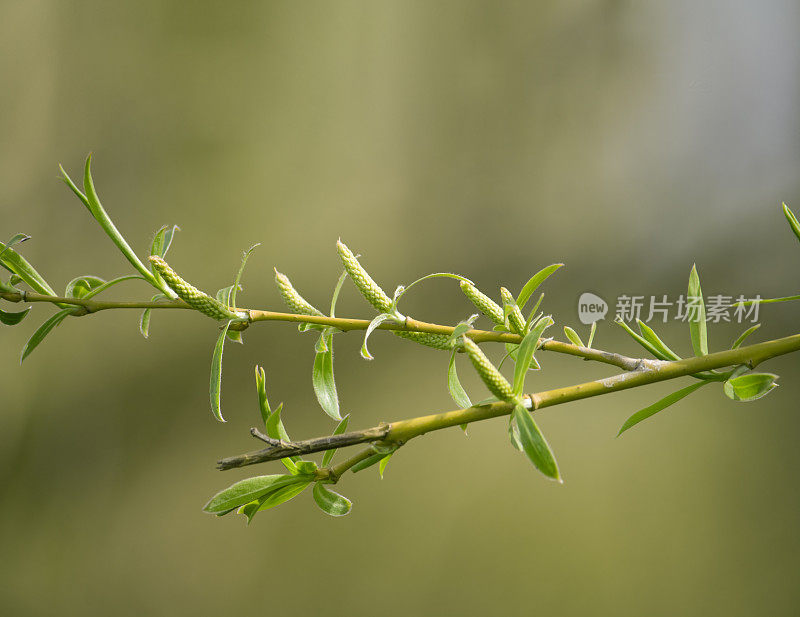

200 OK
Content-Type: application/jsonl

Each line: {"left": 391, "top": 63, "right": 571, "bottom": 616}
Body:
{"left": 350, "top": 452, "right": 386, "bottom": 473}
{"left": 65, "top": 156, "right": 157, "bottom": 287}
{"left": 81, "top": 275, "right": 144, "bottom": 301}
{"left": 312, "top": 483, "right": 353, "bottom": 516}
{"left": 508, "top": 414, "right": 523, "bottom": 451}
{"left": 329, "top": 270, "right": 348, "bottom": 318}
{"left": 138, "top": 293, "right": 166, "bottom": 339}
{"left": 139, "top": 308, "right": 152, "bottom": 338}
{"left": 513, "top": 404, "right": 561, "bottom": 482}
{"left": 513, "top": 316, "right": 553, "bottom": 396}
{"left": 783, "top": 202, "right": 800, "bottom": 243}
{"left": 0, "top": 240, "right": 57, "bottom": 297}
{"left": 361, "top": 313, "right": 394, "bottom": 360}
{"left": 688, "top": 264, "right": 708, "bottom": 356}
{"left": 322, "top": 415, "right": 350, "bottom": 467}
{"left": 203, "top": 474, "right": 308, "bottom": 513}
{"left": 255, "top": 365, "right": 271, "bottom": 426}
{"left": 265, "top": 403, "right": 299, "bottom": 473}
{"left": 161, "top": 225, "right": 179, "bottom": 257}
{"left": 563, "top": 326, "right": 584, "bottom": 348}
{"left": 447, "top": 350, "right": 473, "bottom": 409}
{"left": 230, "top": 244, "right": 260, "bottom": 308}
{"left": 637, "top": 320, "right": 681, "bottom": 361}
{"left": 615, "top": 318, "right": 664, "bottom": 359}
{"left": 0, "top": 306, "right": 31, "bottom": 326}
{"left": 216, "top": 285, "right": 235, "bottom": 305}
{"left": 0, "top": 233, "right": 30, "bottom": 261}
{"left": 313, "top": 336, "right": 341, "bottom": 420}
{"left": 731, "top": 324, "right": 761, "bottom": 349}
{"left": 587, "top": 321, "right": 597, "bottom": 348}
{"left": 253, "top": 481, "right": 312, "bottom": 514}
{"left": 618, "top": 382, "right": 708, "bottom": 435}
{"left": 378, "top": 453, "right": 393, "bottom": 478}
{"left": 20, "top": 308, "right": 72, "bottom": 362}
{"left": 393, "top": 272, "right": 474, "bottom": 304}
{"left": 150, "top": 225, "right": 168, "bottom": 260}
{"left": 517, "top": 264, "right": 564, "bottom": 310}
{"left": 723, "top": 373, "right": 779, "bottom": 401}
{"left": 210, "top": 321, "right": 231, "bottom": 422}
{"left": 524, "top": 293, "right": 545, "bottom": 331}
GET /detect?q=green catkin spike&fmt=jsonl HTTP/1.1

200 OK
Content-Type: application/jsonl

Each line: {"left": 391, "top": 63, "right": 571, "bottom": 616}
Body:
{"left": 336, "top": 240, "right": 393, "bottom": 313}
{"left": 273, "top": 269, "right": 324, "bottom": 316}
{"left": 500, "top": 287, "right": 526, "bottom": 335}
{"left": 462, "top": 335, "right": 517, "bottom": 403}
{"left": 148, "top": 256, "right": 240, "bottom": 321}
{"left": 393, "top": 330, "right": 453, "bottom": 350}
{"left": 460, "top": 281, "right": 505, "bottom": 326}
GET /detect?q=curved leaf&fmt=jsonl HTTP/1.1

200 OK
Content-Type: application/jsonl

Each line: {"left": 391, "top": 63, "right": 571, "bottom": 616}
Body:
{"left": 210, "top": 321, "right": 231, "bottom": 422}
{"left": 723, "top": 373, "right": 779, "bottom": 401}
{"left": 65, "top": 275, "right": 106, "bottom": 299}
{"left": 313, "top": 337, "right": 341, "bottom": 420}
{"left": 447, "top": 350, "right": 472, "bottom": 409}
{"left": 731, "top": 324, "right": 760, "bottom": 350}
{"left": 0, "top": 306, "right": 31, "bottom": 326}
{"left": 360, "top": 313, "right": 394, "bottom": 360}
{"left": 0, "top": 239, "right": 57, "bottom": 297}
{"left": 312, "top": 483, "right": 352, "bottom": 516}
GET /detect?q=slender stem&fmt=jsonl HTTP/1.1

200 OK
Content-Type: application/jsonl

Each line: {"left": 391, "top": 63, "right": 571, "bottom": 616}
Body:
{"left": 217, "top": 425, "right": 391, "bottom": 470}
{"left": 0, "top": 290, "right": 638, "bottom": 369}
{"left": 327, "top": 447, "right": 380, "bottom": 481}
{"left": 217, "top": 332, "right": 800, "bottom": 471}
{"left": 0, "top": 291, "right": 189, "bottom": 312}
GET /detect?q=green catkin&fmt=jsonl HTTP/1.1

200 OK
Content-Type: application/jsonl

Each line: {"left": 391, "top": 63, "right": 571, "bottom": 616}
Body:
{"left": 148, "top": 256, "right": 239, "bottom": 320}
{"left": 336, "top": 240, "right": 393, "bottom": 313}
{"left": 273, "top": 269, "right": 324, "bottom": 316}
{"left": 393, "top": 330, "right": 453, "bottom": 350}
{"left": 500, "top": 287, "right": 526, "bottom": 335}
{"left": 462, "top": 335, "right": 517, "bottom": 403}
{"left": 460, "top": 281, "right": 505, "bottom": 326}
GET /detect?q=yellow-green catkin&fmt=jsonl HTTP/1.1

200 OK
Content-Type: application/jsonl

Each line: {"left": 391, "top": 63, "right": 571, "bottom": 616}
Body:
{"left": 462, "top": 335, "right": 517, "bottom": 403}
{"left": 393, "top": 330, "right": 452, "bottom": 350}
{"left": 274, "top": 269, "right": 324, "bottom": 316}
{"left": 336, "top": 240, "right": 393, "bottom": 313}
{"left": 149, "top": 256, "right": 239, "bottom": 320}
{"left": 460, "top": 281, "right": 504, "bottom": 326}
{"left": 500, "top": 287, "right": 526, "bottom": 335}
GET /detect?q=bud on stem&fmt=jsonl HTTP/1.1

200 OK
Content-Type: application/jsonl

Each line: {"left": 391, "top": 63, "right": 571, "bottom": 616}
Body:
{"left": 336, "top": 240, "right": 393, "bottom": 313}
{"left": 274, "top": 269, "right": 324, "bottom": 316}
{"left": 460, "top": 281, "right": 504, "bottom": 326}
{"left": 148, "top": 256, "right": 241, "bottom": 320}
{"left": 462, "top": 335, "right": 518, "bottom": 403}
{"left": 500, "top": 287, "right": 526, "bottom": 335}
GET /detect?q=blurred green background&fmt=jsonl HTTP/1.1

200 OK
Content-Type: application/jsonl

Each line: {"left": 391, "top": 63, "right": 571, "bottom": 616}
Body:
{"left": 2, "top": 1, "right": 800, "bottom": 615}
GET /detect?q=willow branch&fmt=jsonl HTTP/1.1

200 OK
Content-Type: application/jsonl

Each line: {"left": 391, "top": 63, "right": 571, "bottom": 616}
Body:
{"left": 216, "top": 333, "right": 800, "bottom": 471}
{"left": 0, "top": 290, "right": 639, "bottom": 369}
